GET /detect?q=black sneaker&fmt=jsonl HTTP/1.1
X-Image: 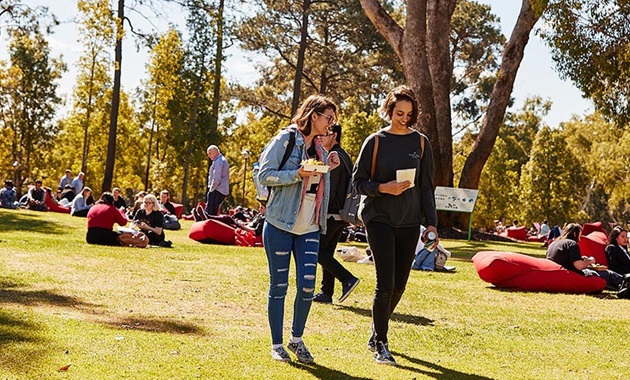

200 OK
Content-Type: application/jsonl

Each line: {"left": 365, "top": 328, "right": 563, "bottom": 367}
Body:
{"left": 287, "top": 340, "right": 315, "bottom": 364}
{"left": 313, "top": 293, "right": 333, "bottom": 304}
{"left": 339, "top": 277, "right": 360, "bottom": 303}
{"left": 374, "top": 341, "right": 396, "bottom": 365}
{"left": 621, "top": 273, "right": 630, "bottom": 290}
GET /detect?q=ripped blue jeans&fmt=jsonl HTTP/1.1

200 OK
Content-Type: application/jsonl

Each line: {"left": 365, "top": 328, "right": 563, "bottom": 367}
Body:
{"left": 263, "top": 222, "right": 320, "bottom": 345}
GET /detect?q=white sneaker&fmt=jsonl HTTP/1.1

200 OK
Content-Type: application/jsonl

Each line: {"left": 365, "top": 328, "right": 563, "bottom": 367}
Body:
{"left": 271, "top": 346, "right": 291, "bottom": 362}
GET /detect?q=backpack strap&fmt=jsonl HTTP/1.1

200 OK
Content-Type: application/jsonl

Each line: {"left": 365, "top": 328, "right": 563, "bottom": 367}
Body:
{"left": 266, "top": 128, "right": 296, "bottom": 198}
{"left": 279, "top": 129, "right": 296, "bottom": 171}
{"left": 370, "top": 135, "right": 379, "bottom": 180}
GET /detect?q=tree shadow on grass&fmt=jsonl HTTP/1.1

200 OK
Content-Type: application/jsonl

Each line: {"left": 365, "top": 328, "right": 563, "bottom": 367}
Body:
{"left": 0, "top": 281, "right": 205, "bottom": 335}
{"left": 0, "top": 211, "right": 68, "bottom": 235}
{"left": 289, "top": 362, "right": 373, "bottom": 380}
{"left": 336, "top": 305, "right": 434, "bottom": 326}
{"left": 394, "top": 352, "right": 496, "bottom": 380}
{"left": 102, "top": 317, "right": 204, "bottom": 335}
{"left": 0, "top": 308, "right": 49, "bottom": 375}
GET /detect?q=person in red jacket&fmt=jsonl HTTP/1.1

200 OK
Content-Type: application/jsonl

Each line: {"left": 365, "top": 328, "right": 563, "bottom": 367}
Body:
{"left": 86, "top": 192, "right": 128, "bottom": 246}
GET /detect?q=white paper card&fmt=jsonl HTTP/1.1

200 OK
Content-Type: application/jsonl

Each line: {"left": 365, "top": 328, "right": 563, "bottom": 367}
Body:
{"left": 396, "top": 168, "right": 416, "bottom": 188}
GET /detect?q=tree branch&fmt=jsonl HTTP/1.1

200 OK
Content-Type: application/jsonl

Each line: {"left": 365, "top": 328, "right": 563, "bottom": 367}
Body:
{"left": 358, "top": 0, "right": 403, "bottom": 58}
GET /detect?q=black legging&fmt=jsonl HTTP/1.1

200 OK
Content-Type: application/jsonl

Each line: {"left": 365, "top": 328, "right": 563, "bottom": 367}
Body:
{"left": 367, "top": 221, "right": 420, "bottom": 344}
{"left": 86, "top": 227, "right": 122, "bottom": 246}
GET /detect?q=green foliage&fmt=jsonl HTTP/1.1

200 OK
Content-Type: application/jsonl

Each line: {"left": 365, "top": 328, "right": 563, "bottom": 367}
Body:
{"left": 0, "top": 24, "right": 65, "bottom": 192}
{"left": 563, "top": 113, "right": 630, "bottom": 224}
{"left": 450, "top": 0, "right": 506, "bottom": 132}
{"left": 541, "top": 0, "right": 630, "bottom": 125}
{"left": 473, "top": 137, "right": 520, "bottom": 230}
{"left": 519, "top": 126, "right": 588, "bottom": 226}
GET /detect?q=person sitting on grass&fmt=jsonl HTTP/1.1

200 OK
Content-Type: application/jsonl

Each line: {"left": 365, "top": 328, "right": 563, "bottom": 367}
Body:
{"left": 0, "top": 180, "right": 18, "bottom": 209}
{"left": 131, "top": 194, "right": 169, "bottom": 246}
{"left": 71, "top": 187, "right": 93, "bottom": 217}
{"left": 546, "top": 223, "right": 630, "bottom": 298}
{"left": 605, "top": 226, "right": 630, "bottom": 275}
{"left": 86, "top": 192, "right": 129, "bottom": 246}
{"left": 27, "top": 180, "right": 48, "bottom": 211}
{"left": 112, "top": 187, "right": 128, "bottom": 210}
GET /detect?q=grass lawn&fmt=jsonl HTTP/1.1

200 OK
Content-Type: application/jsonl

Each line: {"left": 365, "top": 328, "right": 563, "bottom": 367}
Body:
{"left": 1, "top": 208, "right": 629, "bottom": 379}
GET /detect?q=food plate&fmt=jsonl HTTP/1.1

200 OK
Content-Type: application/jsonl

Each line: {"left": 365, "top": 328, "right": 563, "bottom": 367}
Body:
{"left": 589, "top": 264, "right": 608, "bottom": 271}
{"left": 303, "top": 163, "right": 330, "bottom": 173}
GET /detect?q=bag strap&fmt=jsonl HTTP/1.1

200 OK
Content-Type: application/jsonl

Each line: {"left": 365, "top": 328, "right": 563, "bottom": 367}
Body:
{"left": 266, "top": 128, "right": 296, "bottom": 198}
{"left": 370, "top": 135, "right": 379, "bottom": 180}
{"left": 279, "top": 128, "right": 296, "bottom": 170}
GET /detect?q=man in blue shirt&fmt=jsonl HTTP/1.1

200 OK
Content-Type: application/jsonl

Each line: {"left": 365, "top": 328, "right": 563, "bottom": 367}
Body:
{"left": 205, "top": 145, "right": 230, "bottom": 216}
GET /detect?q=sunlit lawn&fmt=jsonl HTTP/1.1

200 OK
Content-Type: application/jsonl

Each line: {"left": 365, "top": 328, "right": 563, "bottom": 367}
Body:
{"left": 1, "top": 208, "right": 629, "bottom": 379}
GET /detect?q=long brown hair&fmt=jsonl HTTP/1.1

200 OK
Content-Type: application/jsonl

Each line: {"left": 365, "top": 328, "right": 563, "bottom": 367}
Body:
{"left": 559, "top": 223, "right": 582, "bottom": 242}
{"left": 291, "top": 95, "right": 337, "bottom": 136}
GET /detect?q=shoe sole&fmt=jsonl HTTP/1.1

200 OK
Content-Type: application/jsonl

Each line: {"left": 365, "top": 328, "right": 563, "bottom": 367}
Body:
{"left": 375, "top": 357, "right": 397, "bottom": 366}
{"left": 339, "top": 278, "right": 360, "bottom": 303}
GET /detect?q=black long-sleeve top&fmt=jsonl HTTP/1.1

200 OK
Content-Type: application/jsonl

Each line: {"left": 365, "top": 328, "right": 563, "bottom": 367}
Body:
{"left": 353, "top": 129, "right": 437, "bottom": 228}
{"left": 605, "top": 243, "right": 630, "bottom": 275}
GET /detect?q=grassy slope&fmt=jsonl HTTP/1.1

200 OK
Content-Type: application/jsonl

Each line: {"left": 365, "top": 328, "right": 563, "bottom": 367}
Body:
{"left": 0, "top": 208, "right": 629, "bottom": 380}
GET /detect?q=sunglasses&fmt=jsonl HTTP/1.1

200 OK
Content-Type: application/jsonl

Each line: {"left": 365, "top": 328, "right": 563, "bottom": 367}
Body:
{"left": 317, "top": 112, "right": 335, "bottom": 125}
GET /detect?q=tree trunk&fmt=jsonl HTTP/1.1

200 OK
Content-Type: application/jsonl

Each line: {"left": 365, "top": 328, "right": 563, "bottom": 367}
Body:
{"left": 209, "top": 0, "right": 224, "bottom": 137}
{"left": 291, "top": 0, "right": 311, "bottom": 115}
{"left": 102, "top": 0, "right": 124, "bottom": 193}
{"left": 458, "top": 0, "right": 542, "bottom": 191}
{"left": 427, "top": 0, "right": 456, "bottom": 189}
{"left": 144, "top": 88, "right": 158, "bottom": 191}
{"left": 81, "top": 53, "right": 97, "bottom": 175}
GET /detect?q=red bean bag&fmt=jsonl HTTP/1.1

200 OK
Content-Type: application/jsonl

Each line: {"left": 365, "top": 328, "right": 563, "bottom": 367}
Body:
{"left": 188, "top": 219, "right": 235, "bottom": 245}
{"left": 506, "top": 226, "right": 527, "bottom": 241}
{"left": 45, "top": 192, "right": 70, "bottom": 213}
{"left": 171, "top": 203, "right": 184, "bottom": 218}
{"left": 582, "top": 222, "right": 605, "bottom": 236}
{"left": 472, "top": 251, "right": 606, "bottom": 293}
{"left": 579, "top": 231, "right": 608, "bottom": 266}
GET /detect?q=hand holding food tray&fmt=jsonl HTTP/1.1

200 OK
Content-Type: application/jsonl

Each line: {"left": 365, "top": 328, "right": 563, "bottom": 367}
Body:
{"left": 396, "top": 168, "right": 416, "bottom": 188}
{"left": 301, "top": 158, "right": 330, "bottom": 173}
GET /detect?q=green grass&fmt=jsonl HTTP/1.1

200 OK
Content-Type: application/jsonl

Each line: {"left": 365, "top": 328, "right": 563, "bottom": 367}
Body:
{"left": 1, "top": 208, "right": 629, "bottom": 379}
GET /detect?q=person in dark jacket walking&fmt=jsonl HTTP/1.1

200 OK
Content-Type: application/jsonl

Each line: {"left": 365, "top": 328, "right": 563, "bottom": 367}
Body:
{"left": 313, "top": 123, "right": 360, "bottom": 304}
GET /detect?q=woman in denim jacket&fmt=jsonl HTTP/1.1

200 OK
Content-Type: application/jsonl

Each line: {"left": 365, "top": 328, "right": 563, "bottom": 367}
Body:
{"left": 258, "top": 95, "right": 340, "bottom": 363}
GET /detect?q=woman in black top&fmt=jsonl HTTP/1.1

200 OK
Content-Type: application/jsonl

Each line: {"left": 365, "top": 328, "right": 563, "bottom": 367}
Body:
{"left": 131, "top": 194, "right": 165, "bottom": 244}
{"left": 605, "top": 226, "right": 630, "bottom": 275}
{"left": 353, "top": 85, "right": 438, "bottom": 366}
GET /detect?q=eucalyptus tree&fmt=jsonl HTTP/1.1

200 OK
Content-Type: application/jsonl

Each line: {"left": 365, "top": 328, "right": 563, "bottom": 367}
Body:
{"left": 137, "top": 27, "right": 185, "bottom": 192}
{"left": 74, "top": 0, "right": 115, "bottom": 176}
{"left": 359, "top": 0, "right": 548, "bottom": 206}
{"left": 179, "top": 0, "right": 219, "bottom": 208}
{"left": 0, "top": 23, "right": 65, "bottom": 190}
{"left": 542, "top": 0, "right": 630, "bottom": 126}
{"left": 236, "top": 0, "right": 400, "bottom": 119}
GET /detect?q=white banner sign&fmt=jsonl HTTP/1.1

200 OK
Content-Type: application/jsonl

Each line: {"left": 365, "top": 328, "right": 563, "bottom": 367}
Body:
{"left": 435, "top": 186, "right": 479, "bottom": 213}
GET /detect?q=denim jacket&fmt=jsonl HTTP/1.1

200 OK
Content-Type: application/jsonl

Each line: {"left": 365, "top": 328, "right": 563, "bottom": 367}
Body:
{"left": 258, "top": 127, "right": 330, "bottom": 234}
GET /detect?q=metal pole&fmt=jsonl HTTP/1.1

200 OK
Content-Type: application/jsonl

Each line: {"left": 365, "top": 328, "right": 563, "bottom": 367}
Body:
{"left": 242, "top": 157, "right": 247, "bottom": 206}
{"left": 468, "top": 213, "right": 473, "bottom": 241}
